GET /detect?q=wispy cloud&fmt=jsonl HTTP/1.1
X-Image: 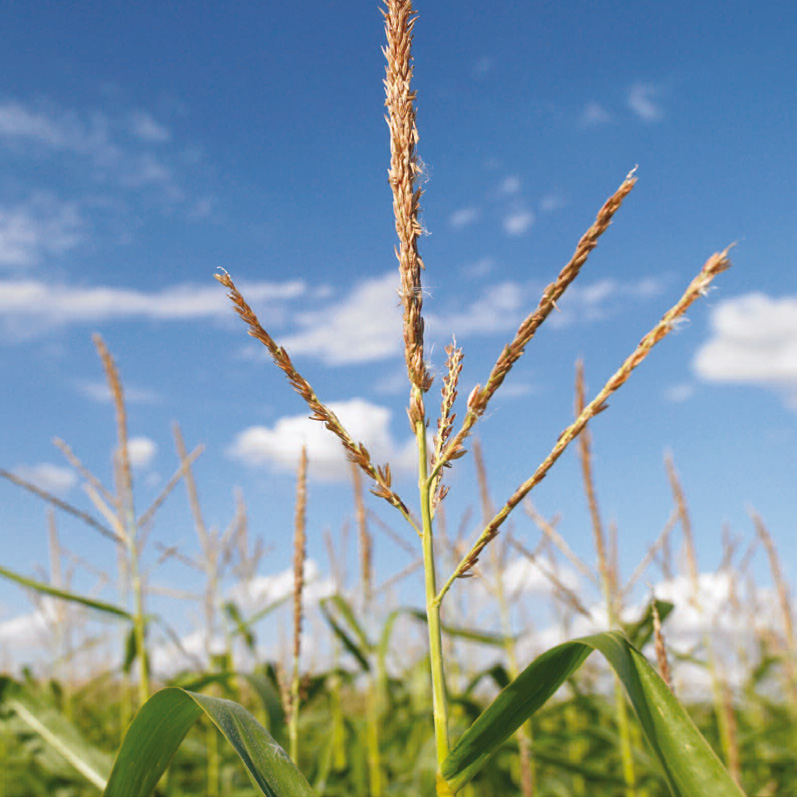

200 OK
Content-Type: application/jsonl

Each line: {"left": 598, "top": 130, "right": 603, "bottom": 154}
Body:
{"left": 548, "top": 276, "right": 663, "bottom": 328}
{"left": 539, "top": 193, "right": 567, "bottom": 212}
{"left": 472, "top": 56, "right": 494, "bottom": 80}
{"left": 76, "top": 379, "right": 161, "bottom": 405}
{"left": 498, "top": 175, "right": 521, "bottom": 195}
{"left": 0, "top": 277, "right": 305, "bottom": 337}
{"left": 0, "top": 99, "right": 189, "bottom": 203}
{"left": 449, "top": 207, "right": 480, "bottom": 229}
{"left": 227, "top": 398, "right": 415, "bottom": 481}
{"left": 12, "top": 463, "right": 77, "bottom": 495}
{"left": 693, "top": 293, "right": 797, "bottom": 408}
{"left": 664, "top": 383, "right": 695, "bottom": 403}
{"left": 430, "top": 281, "right": 529, "bottom": 339}
{"left": 503, "top": 209, "right": 534, "bottom": 236}
{"left": 130, "top": 111, "right": 171, "bottom": 143}
{"left": 580, "top": 102, "right": 612, "bottom": 127}
{"left": 0, "top": 193, "right": 83, "bottom": 268}
{"left": 628, "top": 82, "right": 664, "bottom": 122}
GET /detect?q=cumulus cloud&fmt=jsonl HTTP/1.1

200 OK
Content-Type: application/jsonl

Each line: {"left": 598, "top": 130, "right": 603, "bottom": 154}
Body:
{"left": 503, "top": 209, "right": 535, "bottom": 236}
{"left": 693, "top": 293, "right": 797, "bottom": 407}
{"left": 580, "top": 102, "right": 611, "bottom": 126}
{"left": 128, "top": 437, "right": 157, "bottom": 469}
{"left": 0, "top": 277, "right": 305, "bottom": 337}
{"left": 150, "top": 560, "right": 337, "bottom": 674}
{"left": 281, "top": 272, "right": 402, "bottom": 365}
{"left": 227, "top": 398, "right": 416, "bottom": 481}
{"left": 449, "top": 207, "right": 481, "bottom": 229}
{"left": 0, "top": 608, "right": 51, "bottom": 648}
{"left": 0, "top": 194, "right": 83, "bottom": 268}
{"left": 628, "top": 82, "right": 664, "bottom": 122}
{"left": 12, "top": 463, "right": 77, "bottom": 495}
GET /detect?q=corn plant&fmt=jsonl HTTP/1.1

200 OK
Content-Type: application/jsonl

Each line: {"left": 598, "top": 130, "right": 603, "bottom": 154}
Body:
{"left": 1, "top": 2, "right": 750, "bottom": 795}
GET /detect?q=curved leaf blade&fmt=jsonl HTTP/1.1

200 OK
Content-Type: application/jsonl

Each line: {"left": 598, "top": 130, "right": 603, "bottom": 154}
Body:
{"left": 0, "top": 564, "right": 132, "bottom": 620}
{"left": 102, "top": 687, "right": 315, "bottom": 797}
{"left": 1, "top": 678, "right": 113, "bottom": 790}
{"left": 319, "top": 601, "right": 370, "bottom": 672}
{"left": 441, "top": 631, "right": 745, "bottom": 796}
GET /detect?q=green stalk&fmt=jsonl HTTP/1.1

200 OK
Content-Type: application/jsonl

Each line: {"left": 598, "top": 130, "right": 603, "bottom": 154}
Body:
{"left": 602, "top": 571, "right": 636, "bottom": 797}
{"left": 366, "top": 683, "right": 383, "bottom": 796}
{"left": 125, "top": 515, "right": 149, "bottom": 707}
{"left": 416, "top": 418, "right": 451, "bottom": 780}
{"left": 289, "top": 668, "right": 300, "bottom": 765}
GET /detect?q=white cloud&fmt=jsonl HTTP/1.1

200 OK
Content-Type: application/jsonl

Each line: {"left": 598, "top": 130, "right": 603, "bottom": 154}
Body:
{"left": 580, "top": 102, "right": 611, "bottom": 126}
{"left": 0, "top": 608, "right": 50, "bottom": 647}
{"left": 227, "top": 398, "right": 415, "bottom": 481}
{"left": 76, "top": 379, "right": 161, "bottom": 405}
{"left": 281, "top": 272, "right": 402, "bottom": 365}
{"left": 12, "top": 463, "right": 77, "bottom": 495}
{"left": 498, "top": 175, "right": 521, "bottom": 195}
{"left": 0, "top": 100, "right": 188, "bottom": 201}
{"left": 503, "top": 209, "right": 535, "bottom": 236}
{"left": 150, "top": 560, "right": 337, "bottom": 674}
{"left": 0, "top": 277, "right": 305, "bottom": 336}
{"left": 449, "top": 207, "right": 480, "bottom": 229}
{"left": 461, "top": 258, "right": 496, "bottom": 279}
{"left": 0, "top": 101, "right": 80, "bottom": 149}
{"left": 539, "top": 194, "right": 567, "bottom": 212}
{"left": 0, "top": 194, "right": 83, "bottom": 268}
{"left": 228, "top": 560, "right": 335, "bottom": 611}
{"left": 664, "top": 383, "right": 695, "bottom": 403}
{"left": 693, "top": 293, "right": 797, "bottom": 406}
{"left": 472, "top": 56, "right": 494, "bottom": 79}
{"left": 130, "top": 111, "right": 171, "bottom": 143}
{"left": 430, "top": 281, "right": 529, "bottom": 339}
{"left": 548, "top": 276, "right": 663, "bottom": 328}
{"left": 628, "top": 82, "right": 664, "bottom": 122}
{"left": 128, "top": 437, "right": 157, "bottom": 469}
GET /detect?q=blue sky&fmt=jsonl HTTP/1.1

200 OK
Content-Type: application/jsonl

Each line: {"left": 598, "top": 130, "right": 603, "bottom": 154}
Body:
{"left": 0, "top": 2, "right": 795, "bottom": 667}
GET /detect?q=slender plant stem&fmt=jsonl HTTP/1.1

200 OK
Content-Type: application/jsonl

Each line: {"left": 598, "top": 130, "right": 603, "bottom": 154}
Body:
{"left": 416, "top": 417, "right": 450, "bottom": 776}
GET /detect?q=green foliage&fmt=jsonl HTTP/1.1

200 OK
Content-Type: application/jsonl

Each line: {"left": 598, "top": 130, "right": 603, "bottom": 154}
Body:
{"left": 101, "top": 687, "right": 314, "bottom": 797}
{"left": 440, "top": 632, "right": 745, "bottom": 795}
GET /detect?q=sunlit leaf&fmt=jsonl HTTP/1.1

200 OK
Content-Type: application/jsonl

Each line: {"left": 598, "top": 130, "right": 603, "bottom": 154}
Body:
{"left": 102, "top": 687, "right": 315, "bottom": 797}
{"left": 440, "top": 631, "right": 745, "bottom": 796}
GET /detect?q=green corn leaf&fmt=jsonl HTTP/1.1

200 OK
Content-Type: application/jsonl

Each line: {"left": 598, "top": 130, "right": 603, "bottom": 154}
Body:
{"left": 0, "top": 564, "right": 132, "bottom": 620}
{"left": 102, "top": 687, "right": 315, "bottom": 797}
{"left": 440, "top": 631, "right": 745, "bottom": 796}
{"left": 327, "top": 594, "right": 372, "bottom": 652}
{"left": 407, "top": 608, "right": 514, "bottom": 647}
{"left": 0, "top": 677, "right": 113, "bottom": 790}
{"left": 319, "top": 600, "right": 371, "bottom": 672}
{"left": 622, "top": 598, "right": 675, "bottom": 649}
{"left": 223, "top": 600, "right": 257, "bottom": 651}
{"left": 168, "top": 670, "right": 285, "bottom": 734}
{"left": 244, "top": 593, "right": 293, "bottom": 627}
